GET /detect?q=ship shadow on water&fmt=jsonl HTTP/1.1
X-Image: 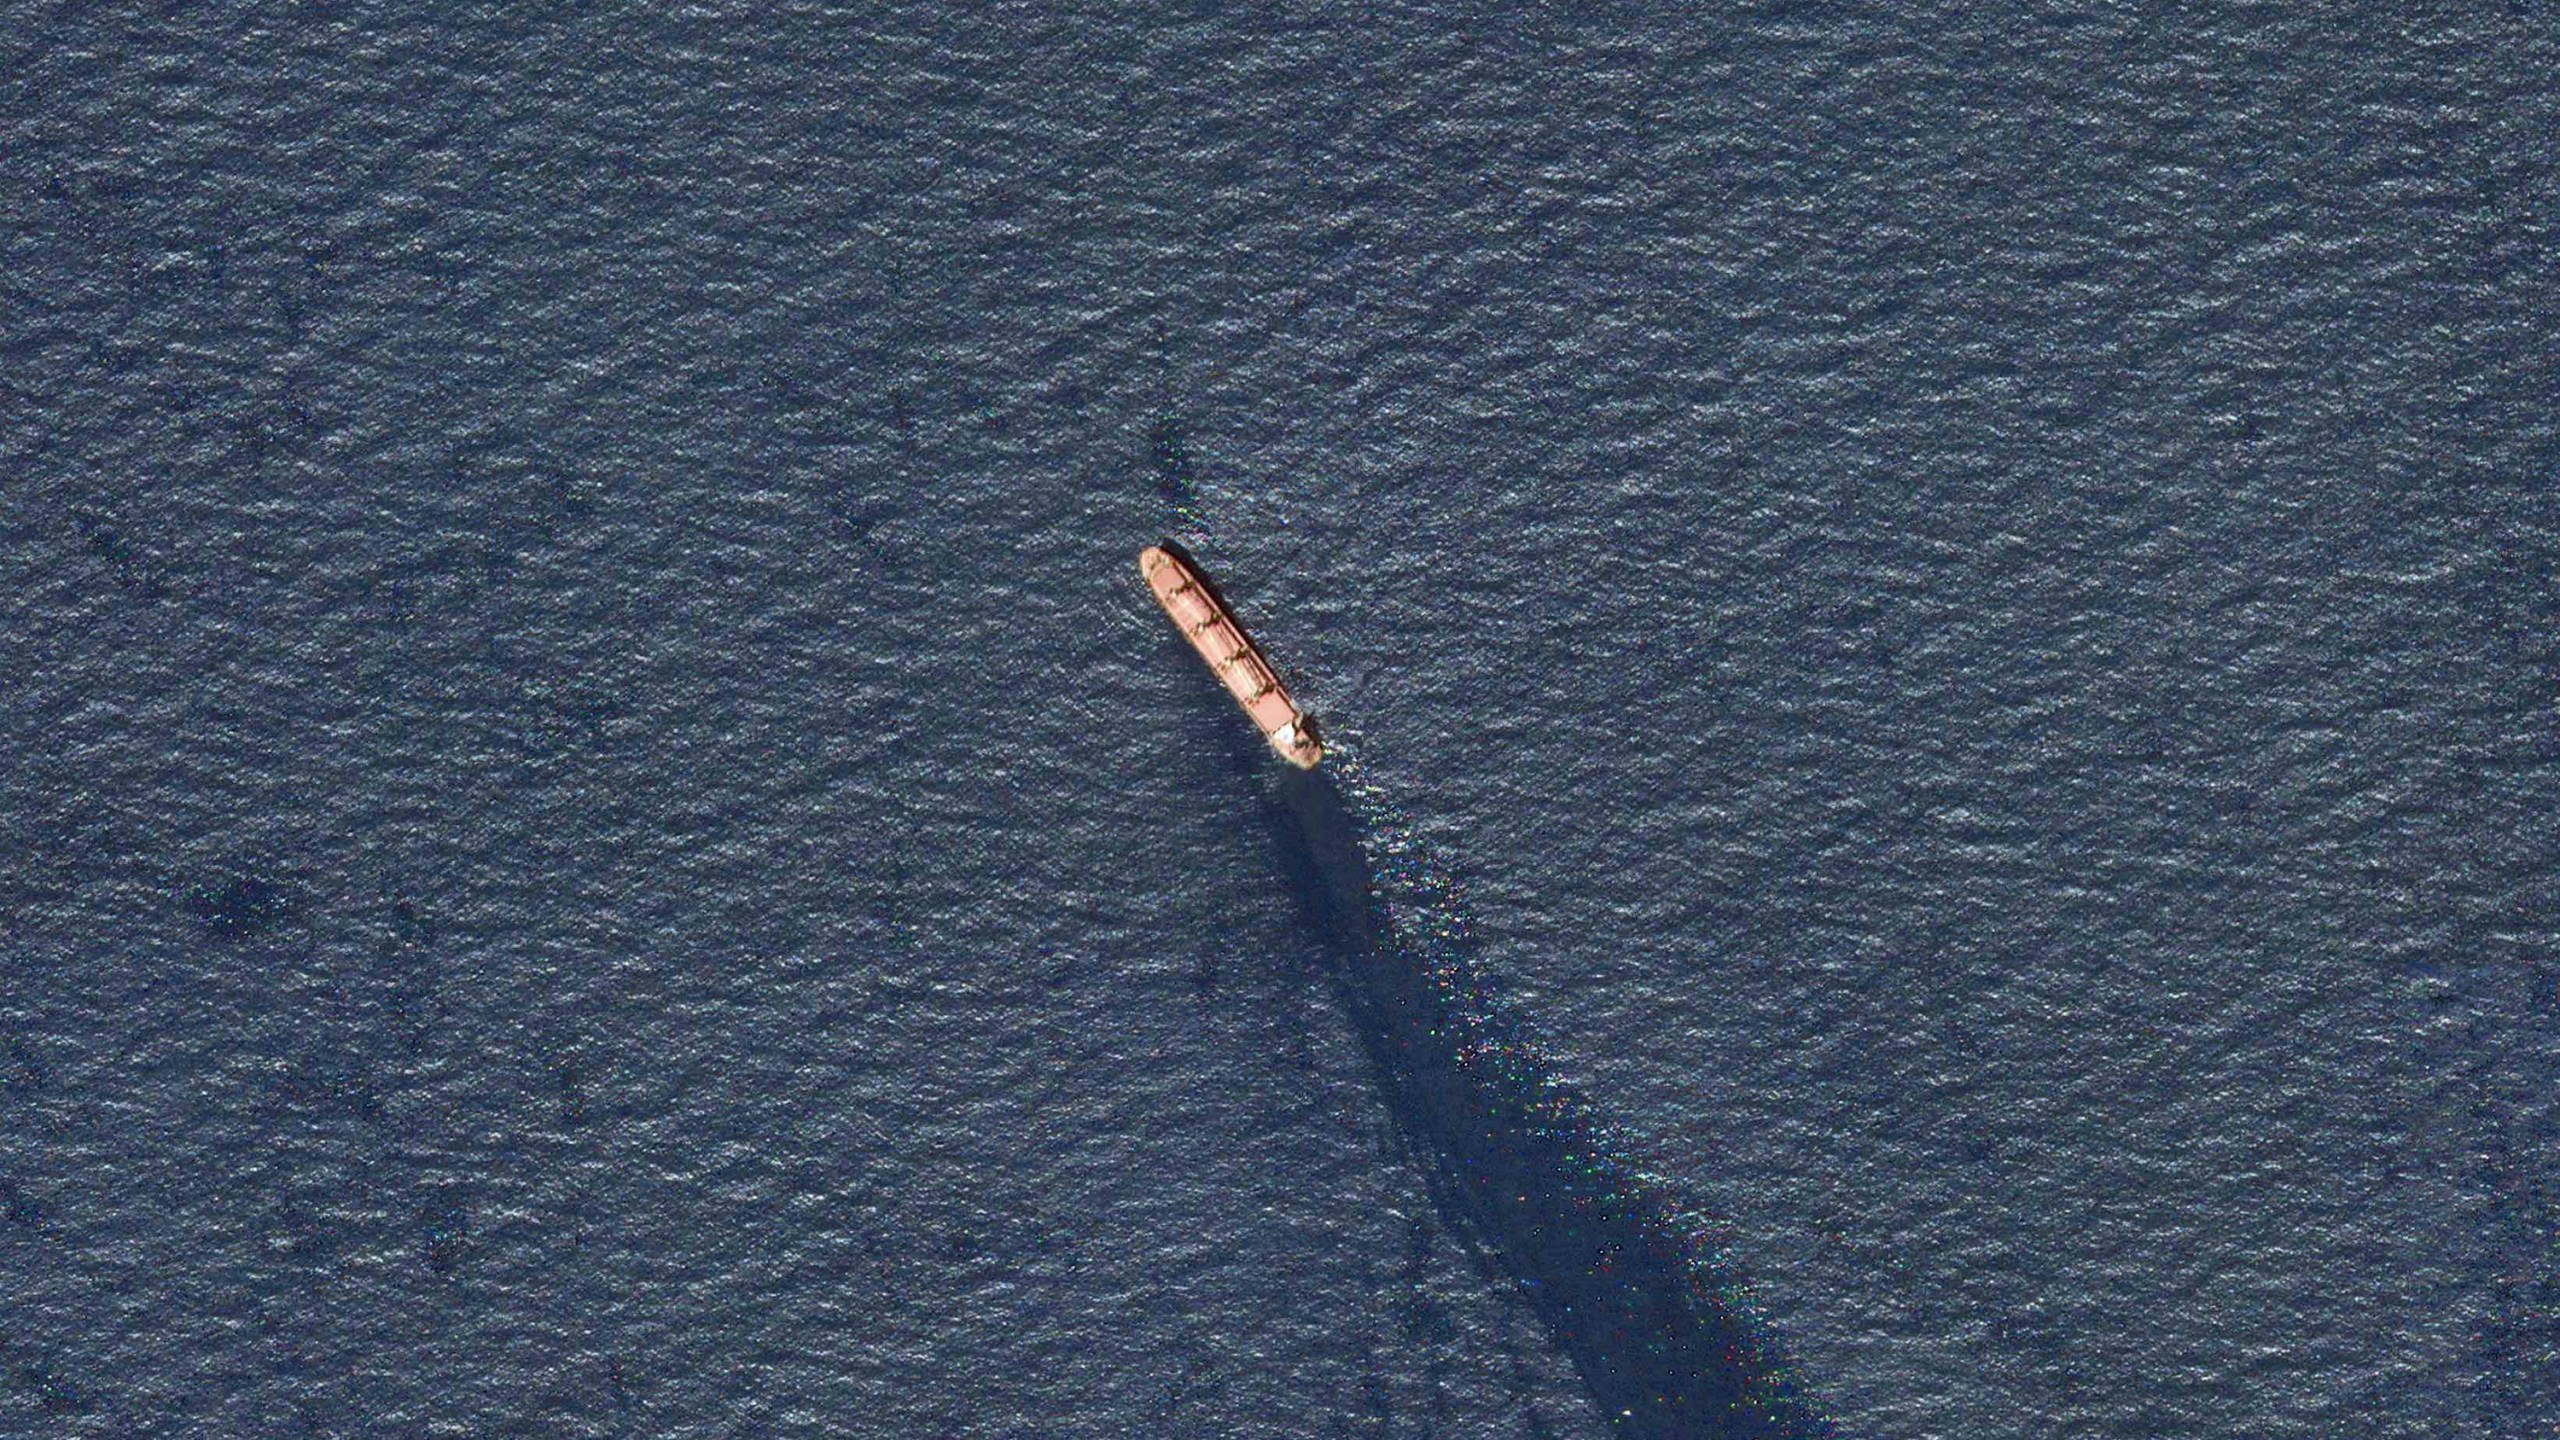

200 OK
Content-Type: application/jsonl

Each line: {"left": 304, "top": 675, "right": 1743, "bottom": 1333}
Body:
{"left": 1236, "top": 749, "right": 1826, "bottom": 1440}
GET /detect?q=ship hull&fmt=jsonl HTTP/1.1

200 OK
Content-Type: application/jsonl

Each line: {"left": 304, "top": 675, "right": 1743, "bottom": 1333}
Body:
{"left": 1139, "top": 543, "right": 1323, "bottom": 769}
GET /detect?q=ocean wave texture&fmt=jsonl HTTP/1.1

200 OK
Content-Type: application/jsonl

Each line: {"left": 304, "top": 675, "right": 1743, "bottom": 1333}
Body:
{"left": 5, "top": 2, "right": 2557, "bottom": 1437}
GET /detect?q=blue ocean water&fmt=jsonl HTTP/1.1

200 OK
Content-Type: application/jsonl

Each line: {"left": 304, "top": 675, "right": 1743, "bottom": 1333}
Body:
{"left": 4, "top": 3, "right": 2556, "bottom": 1436}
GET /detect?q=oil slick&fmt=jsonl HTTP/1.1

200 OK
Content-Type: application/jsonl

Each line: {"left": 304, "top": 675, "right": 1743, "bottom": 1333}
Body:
{"left": 1250, "top": 754, "right": 1827, "bottom": 1440}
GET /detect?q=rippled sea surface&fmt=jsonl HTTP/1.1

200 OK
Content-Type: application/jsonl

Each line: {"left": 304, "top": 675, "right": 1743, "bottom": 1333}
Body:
{"left": 6, "top": 3, "right": 2557, "bottom": 1436}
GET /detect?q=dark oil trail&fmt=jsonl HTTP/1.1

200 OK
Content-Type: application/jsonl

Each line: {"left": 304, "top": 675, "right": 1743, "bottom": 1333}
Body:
{"left": 1238, "top": 749, "right": 1827, "bottom": 1440}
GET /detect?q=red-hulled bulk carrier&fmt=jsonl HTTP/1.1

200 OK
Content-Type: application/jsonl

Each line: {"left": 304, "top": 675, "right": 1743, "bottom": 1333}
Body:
{"left": 1139, "top": 542, "right": 1324, "bottom": 769}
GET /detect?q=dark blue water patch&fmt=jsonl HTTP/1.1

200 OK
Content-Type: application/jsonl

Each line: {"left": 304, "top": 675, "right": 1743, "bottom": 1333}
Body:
{"left": 547, "top": 1050, "right": 590, "bottom": 1128}
{"left": 1244, "top": 747, "right": 1825, "bottom": 1440}
{"left": 183, "top": 871, "right": 303, "bottom": 940}
{"left": 0, "top": 1339, "right": 92, "bottom": 1420}
{"left": 1151, "top": 412, "right": 1201, "bottom": 513}
{"left": 4, "top": 1040, "right": 44, "bottom": 1098}
{"left": 417, "top": 1192, "right": 470, "bottom": 1280}
{"left": 66, "top": 509, "right": 167, "bottom": 599}
{"left": 263, "top": 1054, "right": 386, "bottom": 1126}
{"left": 0, "top": 1177, "right": 43, "bottom": 1231}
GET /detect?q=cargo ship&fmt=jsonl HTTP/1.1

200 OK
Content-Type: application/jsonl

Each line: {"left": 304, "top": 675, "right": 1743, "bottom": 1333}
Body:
{"left": 1139, "top": 542, "right": 1323, "bottom": 769}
